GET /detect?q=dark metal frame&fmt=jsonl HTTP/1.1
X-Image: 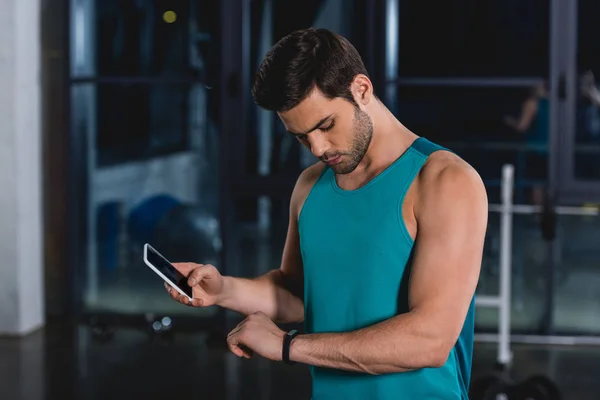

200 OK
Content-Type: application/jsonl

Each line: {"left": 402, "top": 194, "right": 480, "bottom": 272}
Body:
{"left": 43, "top": 0, "right": 75, "bottom": 317}
{"left": 539, "top": 0, "right": 564, "bottom": 335}
{"left": 219, "top": 0, "right": 247, "bottom": 279}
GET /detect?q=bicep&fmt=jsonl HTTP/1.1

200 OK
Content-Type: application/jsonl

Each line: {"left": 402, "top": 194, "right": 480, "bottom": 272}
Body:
{"left": 408, "top": 165, "right": 487, "bottom": 344}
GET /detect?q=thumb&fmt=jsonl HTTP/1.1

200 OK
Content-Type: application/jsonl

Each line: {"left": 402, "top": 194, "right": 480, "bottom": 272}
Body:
{"left": 172, "top": 262, "right": 200, "bottom": 276}
{"left": 187, "top": 264, "right": 218, "bottom": 286}
{"left": 189, "top": 285, "right": 211, "bottom": 307}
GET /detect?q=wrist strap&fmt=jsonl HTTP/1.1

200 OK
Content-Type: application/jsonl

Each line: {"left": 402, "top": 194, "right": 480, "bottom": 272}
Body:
{"left": 282, "top": 329, "right": 300, "bottom": 365}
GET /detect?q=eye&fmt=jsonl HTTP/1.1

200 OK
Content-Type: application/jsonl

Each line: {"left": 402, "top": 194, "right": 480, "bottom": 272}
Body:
{"left": 296, "top": 134, "right": 308, "bottom": 141}
{"left": 320, "top": 122, "right": 335, "bottom": 132}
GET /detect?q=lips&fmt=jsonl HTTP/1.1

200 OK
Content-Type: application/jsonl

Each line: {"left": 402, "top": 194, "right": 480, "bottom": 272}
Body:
{"left": 324, "top": 156, "right": 342, "bottom": 166}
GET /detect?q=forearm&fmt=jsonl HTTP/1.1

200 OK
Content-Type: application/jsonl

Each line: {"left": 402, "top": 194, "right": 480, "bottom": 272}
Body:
{"left": 289, "top": 312, "right": 448, "bottom": 375}
{"left": 589, "top": 89, "right": 600, "bottom": 108}
{"left": 218, "top": 270, "right": 304, "bottom": 323}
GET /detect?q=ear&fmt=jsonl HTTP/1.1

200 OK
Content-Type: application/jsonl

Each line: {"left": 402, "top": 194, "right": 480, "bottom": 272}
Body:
{"left": 351, "top": 74, "right": 374, "bottom": 106}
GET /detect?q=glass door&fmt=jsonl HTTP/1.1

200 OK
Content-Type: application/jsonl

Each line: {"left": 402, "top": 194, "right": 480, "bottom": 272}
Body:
{"left": 69, "top": 0, "right": 224, "bottom": 319}
{"left": 550, "top": 0, "right": 600, "bottom": 335}
{"left": 557, "top": 0, "right": 600, "bottom": 200}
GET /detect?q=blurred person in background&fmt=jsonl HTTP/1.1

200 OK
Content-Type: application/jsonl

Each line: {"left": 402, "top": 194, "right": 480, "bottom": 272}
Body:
{"left": 580, "top": 69, "right": 600, "bottom": 144}
{"left": 166, "top": 28, "right": 487, "bottom": 400}
{"left": 503, "top": 82, "right": 549, "bottom": 205}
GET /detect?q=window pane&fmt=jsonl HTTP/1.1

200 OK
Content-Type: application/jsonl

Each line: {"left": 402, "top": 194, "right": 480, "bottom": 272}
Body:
{"left": 72, "top": 82, "right": 221, "bottom": 316}
{"left": 228, "top": 195, "right": 290, "bottom": 278}
{"left": 395, "top": 85, "right": 550, "bottom": 204}
{"left": 83, "top": 82, "right": 217, "bottom": 167}
{"left": 476, "top": 212, "right": 547, "bottom": 333}
{"left": 574, "top": 0, "right": 600, "bottom": 180}
{"left": 553, "top": 214, "right": 600, "bottom": 334}
{"left": 96, "top": 83, "right": 188, "bottom": 165}
{"left": 398, "top": 0, "right": 549, "bottom": 77}
{"left": 91, "top": 0, "right": 219, "bottom": 79}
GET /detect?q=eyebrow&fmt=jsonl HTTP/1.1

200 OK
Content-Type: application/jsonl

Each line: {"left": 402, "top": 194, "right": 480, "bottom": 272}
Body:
{"left": 286, "top": 114, "right": 334, "bottom": 136}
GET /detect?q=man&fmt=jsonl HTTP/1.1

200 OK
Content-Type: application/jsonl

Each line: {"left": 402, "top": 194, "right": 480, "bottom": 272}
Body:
{"left": 166, "top": 28, "right": 487, "bottom": 399}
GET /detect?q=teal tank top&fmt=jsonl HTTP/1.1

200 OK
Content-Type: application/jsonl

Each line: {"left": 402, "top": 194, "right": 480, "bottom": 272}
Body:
{"left": 526, "top": 98, "right": 550, "bottom": 144}
{"left": 298, "top": 137, "right": 474, "bottom": 400}
{"left": 527, "top": 98, "right": 549, "bottom": 152}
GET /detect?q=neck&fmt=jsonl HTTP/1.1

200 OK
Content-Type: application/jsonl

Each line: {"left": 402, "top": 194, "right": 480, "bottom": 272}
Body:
{"left": 353, "top": 104, "right": 418, "bottom": 175}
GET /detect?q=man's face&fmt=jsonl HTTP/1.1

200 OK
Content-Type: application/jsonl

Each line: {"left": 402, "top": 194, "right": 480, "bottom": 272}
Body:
{"left": 278, "top": 88, "right": 373, "bottom": 175}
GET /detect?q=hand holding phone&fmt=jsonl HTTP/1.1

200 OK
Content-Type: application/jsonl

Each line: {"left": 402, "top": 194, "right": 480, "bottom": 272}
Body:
{"left": 144, "top": 244, "right": 194, "bottom": 301}
{"left": 143, "top": 243, "right": 226, "bottom": 307}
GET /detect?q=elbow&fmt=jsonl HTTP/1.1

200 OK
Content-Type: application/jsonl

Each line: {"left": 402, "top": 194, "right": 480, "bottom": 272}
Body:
{"left": 388, "top": 339, "right": 452, "bottom": 371}
{"left": 428, "top": 350, "right": 451, "bottom": 369}
{"left": 424, "top": 338, "right": 454, "bottom": 369}
{"left": 274, "top": 301, "right": 305, "bottom": 324}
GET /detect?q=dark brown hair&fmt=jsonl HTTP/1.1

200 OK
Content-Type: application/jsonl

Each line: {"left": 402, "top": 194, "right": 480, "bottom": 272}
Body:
{"left": 252, "top": 28, "right": 369, "bottom": 112}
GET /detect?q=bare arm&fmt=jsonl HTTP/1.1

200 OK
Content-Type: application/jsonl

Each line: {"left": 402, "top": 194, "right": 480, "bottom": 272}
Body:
{"left": 216, "top": 164, "right": 323, "bottom": 324}
{"left": 288, "top": 159, "right": 487, "bottom": 374}
{"left": 581, "top": 72, "right": 600, "bottom": 108}
{"left": 504, "top": 98, "right": 538, "bottom": 133}
{"left": 218, "top": 220, "right": 304, "bottom": 323}
{"left": 583, "top": 86, "right": 600, "bottom": 108}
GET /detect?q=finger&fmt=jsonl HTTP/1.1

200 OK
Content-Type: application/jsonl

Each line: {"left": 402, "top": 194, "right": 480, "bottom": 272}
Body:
{"left": 180, "top": 295, "right": 192, "bottom": 306}
{"left": 188, "top": 296, "right": 205, "bottom": 307}
{"left": 229, "top": 343, "right": 247, "bottom": 358}
{"left": 227, "top": 319, "right": 249, "bottom": 338}
{"left": 171, "top": 262, "right": 200, "bottom": 276}
{"left": 165, "top": 282, "right": 207, "bottom": 307}
{"left": 165, "top": 284, "right": 180, "bottom": 301}
{"left": 188, "top": 284, "right": 211, "bottom": 307}
{"left": 239, "top": 344, "right": 254, "bottom": 359}
{"left": 186, "top": 264, "right": 214, "bottom": 286}
{"left": 227, "top": 335, "right": 253, "bottom": 359}
{"left": 227, "top": 325, "right": 243, "bottom": 339}
{"left": 170, "top": 288, "right": 192, "bottom": 306}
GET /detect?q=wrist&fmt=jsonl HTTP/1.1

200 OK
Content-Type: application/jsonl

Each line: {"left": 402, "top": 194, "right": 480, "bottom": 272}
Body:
{"left": 288, "top": 332, "right": 312, "bottom": 364}
{"left": 216, "top": 276, "right": 234, "bottom": 307}
{"left": 282, "top": 329, "right": 301, "bottom": 364}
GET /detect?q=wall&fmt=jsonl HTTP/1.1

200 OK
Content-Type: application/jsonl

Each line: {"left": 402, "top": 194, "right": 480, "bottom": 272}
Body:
{"left": 0, "top": 0, "right": 44, "bottom": 335}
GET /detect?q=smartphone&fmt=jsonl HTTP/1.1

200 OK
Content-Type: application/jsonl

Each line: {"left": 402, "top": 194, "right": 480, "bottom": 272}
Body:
{"left": 143, "top": 243, "right": 193, "bottom": 301}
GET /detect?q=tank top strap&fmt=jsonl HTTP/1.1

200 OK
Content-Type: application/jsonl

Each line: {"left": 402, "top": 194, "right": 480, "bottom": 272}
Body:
{"left": 393, "top": 137, "right": 450, "bottom": 219}
{"left": 410, "top": 137, "right": 448, "bottom": 157}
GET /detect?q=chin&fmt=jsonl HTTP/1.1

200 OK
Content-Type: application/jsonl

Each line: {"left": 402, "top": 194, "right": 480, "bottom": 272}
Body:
{"left": 331, "top": 163, "right": 357, "bottom": 175}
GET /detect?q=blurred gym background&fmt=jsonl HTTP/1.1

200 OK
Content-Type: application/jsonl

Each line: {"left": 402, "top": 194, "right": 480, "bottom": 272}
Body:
{"left": 2, "top": 0, "right": 600, "bottom": 399}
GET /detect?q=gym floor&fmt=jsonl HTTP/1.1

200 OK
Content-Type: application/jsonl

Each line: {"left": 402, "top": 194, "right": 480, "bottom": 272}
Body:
{"left": 1, "top": 319, "right": 599, "bottom": 400}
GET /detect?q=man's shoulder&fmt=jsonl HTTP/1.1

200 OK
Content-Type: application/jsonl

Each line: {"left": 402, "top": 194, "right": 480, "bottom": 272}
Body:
{"left": 416, "top": 150, "right": 487, "bottom": 209}
{"left": 420, "top": 149, "right": 471, "bottom": 179}
{"left": 291, "top": 162, "right": 326, "bottom": 217}
{"left": 298, "top": 162, "right": 327, "bottom": 187}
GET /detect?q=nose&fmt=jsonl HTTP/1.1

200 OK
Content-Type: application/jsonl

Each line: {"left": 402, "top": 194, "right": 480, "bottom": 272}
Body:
{"left": 307, "top": 134, "right": 328, "bottom": 159}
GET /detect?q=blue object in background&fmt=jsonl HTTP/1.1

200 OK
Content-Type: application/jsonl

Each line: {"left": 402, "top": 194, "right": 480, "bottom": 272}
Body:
{"left": 127, "top": 194, "right": 182, "bottom": 246}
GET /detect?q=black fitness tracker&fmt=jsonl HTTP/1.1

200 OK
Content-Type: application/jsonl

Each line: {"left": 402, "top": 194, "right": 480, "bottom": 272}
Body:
{"left": 282, "top": 329, "right": 300, "bottom": 365}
